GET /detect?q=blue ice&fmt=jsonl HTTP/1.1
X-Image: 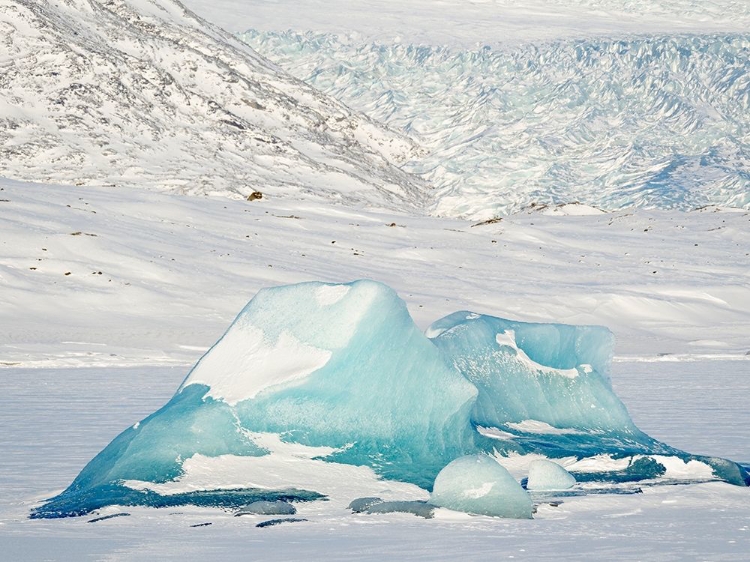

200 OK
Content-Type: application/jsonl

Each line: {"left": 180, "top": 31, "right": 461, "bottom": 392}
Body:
{"left": 32, "top": 280, "right": 749, "bottom": 519}
{"left": 526, "top": 460, "right": 576, "bottom": 491}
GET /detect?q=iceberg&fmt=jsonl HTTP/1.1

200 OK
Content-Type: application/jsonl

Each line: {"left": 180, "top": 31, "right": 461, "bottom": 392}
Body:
{"left": 32, "top": 280, "right": 748, "bottom": 519}
{"left": 429, "top": 455, "right": 533, "bottom": 519}
{"left": 33, "top": 281, "right": 477, "bottom": 518}
{"left": 526, "top": 460, "right": 576, "bottom": 491}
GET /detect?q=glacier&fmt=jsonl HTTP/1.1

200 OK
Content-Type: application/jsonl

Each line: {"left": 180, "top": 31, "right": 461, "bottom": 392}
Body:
{"left": 240, "top": 31, "right": 750, "bottom": 218}
{"left": 32, "top": 280, "right": 748, "bottom": 519}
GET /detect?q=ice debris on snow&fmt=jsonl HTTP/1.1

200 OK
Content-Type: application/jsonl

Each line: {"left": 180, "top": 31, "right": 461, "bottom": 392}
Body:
{"left": 348, "top": 497, "right": 385, "bottom": 513}
{"left": 429, "top": 455, "right": 533, "bottom": 519}
{"left": 31, "top": 280, "right": 749, "bottom": 519}
{"left": 235, "top": 500, "right": 296, "bottom": 516}
{"left": 526, "top": 460, "right": 576, "bottom": 491}
{"left": 362, "top": 501, "right": 435, "bottom": 519}
{"left": 256, "top": 518, "right": 307, "bottom": 528}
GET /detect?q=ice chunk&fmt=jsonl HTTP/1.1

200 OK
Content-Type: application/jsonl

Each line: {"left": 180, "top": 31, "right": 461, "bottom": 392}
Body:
{"left": 235, "top": 500, "right": 296, "bottom": 516}
{"left": 220, "top": 281, "right": 478, "bottom": 486}
{"left": 348, "top": 497, "right": 383, "bottom": 512}
{"left": 426, "top": 312, "right": 737, "bottom": 470}
{"left": 573, "top": 456, "right": 667, "bottom": 484}
{"left": 364, "top": 501, "right": 435, "bottom": 519}
{"left": 429, "top": 455, "right": 533, "bottom": 519}
{"left": 428, "top": 312, "right": 631, "bottom": 433}
{"left": 526, "top": 460, "right": 576, "bottom": 491}
{"left": 31, "top": 281, "right": 748, "bottom": 519}
{"left": 427, "top": 311, "right": 675, "bottom": 464}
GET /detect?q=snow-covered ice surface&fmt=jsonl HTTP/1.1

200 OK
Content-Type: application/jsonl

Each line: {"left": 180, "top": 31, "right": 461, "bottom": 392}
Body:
{"left": 2, "top": 0, "right": 750, "bottom": 557}
{"left": 1, "top": 361, "right": 748, "bottom": 560}
{"left": 3, "top": 178, "right": 748, "bottom": 365}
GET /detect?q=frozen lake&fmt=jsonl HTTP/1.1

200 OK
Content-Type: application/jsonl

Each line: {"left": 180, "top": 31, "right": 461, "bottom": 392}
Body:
{"left": 1, "top": 359, "right": 748, "bottom": 560}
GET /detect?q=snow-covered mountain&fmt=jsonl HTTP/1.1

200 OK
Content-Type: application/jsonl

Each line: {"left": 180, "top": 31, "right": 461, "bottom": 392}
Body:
{"left": 0, "top": 0, "right": 426, "bottom": 209}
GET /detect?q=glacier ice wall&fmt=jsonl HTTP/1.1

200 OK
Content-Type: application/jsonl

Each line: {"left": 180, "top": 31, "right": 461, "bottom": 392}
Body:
{"left": 240, "top": 31, "right": 750, "bottom": 218}
{"left": 32, "top": 281, "right": 748, "bottom": 519}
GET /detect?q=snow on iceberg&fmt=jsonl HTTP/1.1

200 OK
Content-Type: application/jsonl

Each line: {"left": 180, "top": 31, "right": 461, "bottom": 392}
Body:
{"left": 32, "top": 281, "right": 748, "bottom": 519}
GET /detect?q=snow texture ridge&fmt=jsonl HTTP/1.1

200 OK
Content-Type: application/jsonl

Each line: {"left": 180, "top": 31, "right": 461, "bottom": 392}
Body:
{"left": 241, "top": 31, "right": 750, "bottom": 218}
{"left": 0, "top": 0, "right": 426, "bottom": 210}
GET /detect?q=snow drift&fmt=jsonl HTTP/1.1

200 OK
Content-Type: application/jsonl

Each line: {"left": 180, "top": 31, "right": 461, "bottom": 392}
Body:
{"left": 32, "top": 280, "right": 748, "bottom": 519}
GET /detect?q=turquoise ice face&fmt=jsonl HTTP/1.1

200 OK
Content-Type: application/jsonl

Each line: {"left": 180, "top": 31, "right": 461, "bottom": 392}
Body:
{"left": 427, "top": 312, "right": 666, "bottom": 456}
{"left": 32, "top": 280, "right": 748, "bottom": 519}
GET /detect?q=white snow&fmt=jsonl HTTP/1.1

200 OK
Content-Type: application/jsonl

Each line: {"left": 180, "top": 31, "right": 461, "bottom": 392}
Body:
{"left": 496, "top": 330, "right": 580, "bottom": 378}
{"left": 0, "top": 0, "right": 424, "bottom": 210}
{"left": 315, "top": 284, "right": 351, "bottom": 306}
{"left": 505, "top": 420, "right": 584, "bottom": 435}
{"left": 124, "top": 433, "right": 426, "bottom": 507}
{"left": 182, "top": 327, "right": 332, "bottom": 405}
{"left": 2, "top": 177, "right": 748, "bottom": 367}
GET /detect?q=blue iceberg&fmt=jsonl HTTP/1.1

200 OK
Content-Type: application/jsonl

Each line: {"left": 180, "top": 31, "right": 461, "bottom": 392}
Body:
{"left": 427, "top": 312, "right": 667, "bottom": 456}
{"left": 32, "top": 280, "right": 748, "bottom": 519}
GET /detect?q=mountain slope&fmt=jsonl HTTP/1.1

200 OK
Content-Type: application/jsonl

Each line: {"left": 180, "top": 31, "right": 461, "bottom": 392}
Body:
{"left": 0, "top": 0, "right": 426, "bottom": 209}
